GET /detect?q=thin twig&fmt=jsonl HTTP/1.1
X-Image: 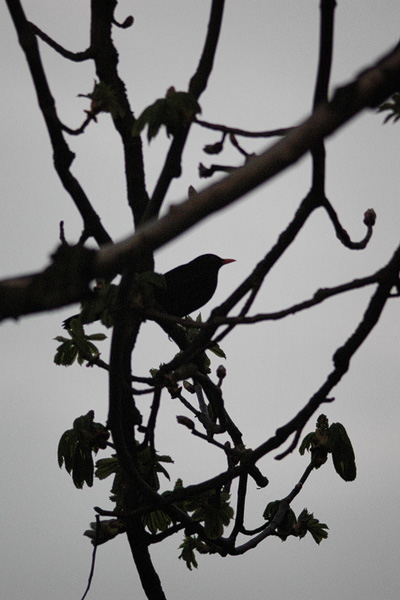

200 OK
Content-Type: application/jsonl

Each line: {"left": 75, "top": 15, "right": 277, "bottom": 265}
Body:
{"left": 323, "top": 198, "right": 375, "bottom": 249}
{"left": 144, "top": 387, "right": 162, "bottom": 451}
{"left": 195, "top": 117, "right": 294, "bottom": 138}
{"left": 61, "top": 115, "right": 93, "bottom": 136}
{"left": 80, "top": 515, "right": 100, "bottom": 600}
{"left": 30, "top": 22, "right": 93, "bottom": 61}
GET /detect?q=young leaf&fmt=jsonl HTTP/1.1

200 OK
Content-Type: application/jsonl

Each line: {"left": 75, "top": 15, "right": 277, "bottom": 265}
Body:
{"left": 95, "top": 456, "right": 120, "bottom": 480}
{"left": 299, "top": 432, "right": 316, "bottom": 455}
{"left": 132, "top": 88, "right": 201, "bottom": 141}
{"left": 84, "top": 519, "right": 125, "bottom": 546}
{"left": 378, "top": 92, "right": 400, "bottom": 123}
{"left": 58, "top": 411, "right": 109, "bottom": 488}
{"left": 328, "top": 422, "right": 357, "bottom": 481}
{"left": 189, "top": 490, "right": 234, "bottom": 540}
{"left": 208, "top": 342, "right": 227, "bottom": 359}
{"left": 178, "top": 536, "right": 199, "bottom": 570}
{"left": 142, "top": 509, "right": 172, "bottom": 534}
{"left": 294, "top": 508, "right": 329, "bottom": 544}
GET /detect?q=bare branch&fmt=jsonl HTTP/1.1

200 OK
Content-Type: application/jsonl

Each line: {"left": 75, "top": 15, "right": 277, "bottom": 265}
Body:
{"left": 195, "top": 117, "right": 293, "bottom": 138}
{"left": 323, "top": 199, "right": 375, "bottom": 249}
{"left": 5, "top": 0, "right": 113, "bottom": 246}
{"left": 199, "top": 162, "right": 238, "bottom": 178}
{"left": 30, "top": 22, "right": 93, "bottom": 61}
{"left": 210, "top": 270, "right": 380, "bottom": 327}
{"left": 188, "top": 0, "right": 226, "bottom": 98}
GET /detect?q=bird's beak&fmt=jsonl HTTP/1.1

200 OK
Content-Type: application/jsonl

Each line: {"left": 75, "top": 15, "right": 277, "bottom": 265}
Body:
{"left": 222, "top": 258, "right": 236, "bottom": 265}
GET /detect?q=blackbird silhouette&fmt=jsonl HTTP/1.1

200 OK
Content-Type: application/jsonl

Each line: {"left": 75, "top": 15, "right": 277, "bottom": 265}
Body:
{"left": 63, "top": 253, "right": 234, "bottom": 328}
{"left": 154, "top": 254, "right": 235, "bottom": 317}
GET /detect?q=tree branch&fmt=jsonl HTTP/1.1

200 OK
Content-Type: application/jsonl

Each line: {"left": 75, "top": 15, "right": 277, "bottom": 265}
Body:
{"left": 29, "top": 22, "right": 93, "bottom": 61}
{"left": 5, "top": 0, "right": 113, "bottom": 246}
{"left": 142, "top": 0, "right": 226, "bottom": 221}
{"left": 157, "top": 244, "right": 400, "bottom": 507}
{"left": 89, "top": 0, "right": 149, "bottom": 226}
{"left": 322, "top": 198, "right": 375, "bottom": 248}
{"left": 2, "top": 41, "right": 400, "bottom": 321}
{"left": 208, "top": 270, "right": 379, "bottom": 327}
{"left": 195, "top": 118, "right": 293, "bottom": 138}
{"left": 309, "top": 0, "right": 336, "bottom": 195}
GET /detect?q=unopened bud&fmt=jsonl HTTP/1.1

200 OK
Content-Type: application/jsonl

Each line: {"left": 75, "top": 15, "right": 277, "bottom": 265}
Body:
{"left": 363, "top": 208, "right": 376, "bottom": 227}
{"left": 176, "top": 416, "right": 195, "bottom": 430}
{"left": 183, "top": 380, "right": 195, "bottom": 394}
{"left": 167, "top": 384, "right": 181, "bottom": 399}
{"left": 120, "top": 16, "right": 134, "bottom": 28}
{"left": 216, "top": 365, "right": 226, "bottom": 380}
{"left": 203, "top": 141, "right": 224, "bottom": 155}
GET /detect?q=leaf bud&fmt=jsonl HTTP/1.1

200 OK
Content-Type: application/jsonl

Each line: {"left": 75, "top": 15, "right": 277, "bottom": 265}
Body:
{"left": 183, "top": 380, "right": 195, "bottom": 394}
{"left": 216, "top": 365, "right": 226, "bottom": 380}
{"left": 363, "top": 208, "right": 376, "bottom": 226}
{"left": 203, "top": 141, "right": 224, "bottom": 155}
{"left": 176, "top": 416, "right": 195, "bottom": 430}
{"left": 121, "top": 16, "right": 134, "bottom": 28}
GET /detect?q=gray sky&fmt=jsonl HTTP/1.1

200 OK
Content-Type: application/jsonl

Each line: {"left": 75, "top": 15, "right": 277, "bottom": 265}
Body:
{"left": 1, "top": 1, "right": 400, "bottom": 599}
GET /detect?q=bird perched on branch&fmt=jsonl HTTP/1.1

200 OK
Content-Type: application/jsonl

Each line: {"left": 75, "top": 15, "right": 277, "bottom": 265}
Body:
{"left": 63, "top": 253, "right": 235, "bottom": 328}
{"left": 155, "top": 253, "right": 235, "bottom": 317}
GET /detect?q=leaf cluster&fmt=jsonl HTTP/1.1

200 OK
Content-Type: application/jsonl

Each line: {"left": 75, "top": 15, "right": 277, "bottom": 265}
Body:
{"left": 54, "top": 282, "right": 120, "bottom": 366}
{"left": 263, "top": 502, "right": 328, "bottom": 544}
{"left": 95, "top": 449, "right": 173, "bottom": 530}
{"left": 84, "top": 518, "right": 126, "bottom": 545}
{"left": 378, "top": 92, "right": 400, "bottom": 123}
{"left": 178, "top": 535, "right": 217, "bottom": 571}
{"left": 299, "top": 414, "right": 357, "bottom": 481}
{"left": 183, "top": 314, "right": 227, "bottom": 359}
{"left": 57, "top": 411, "right": 109, "bottom": 488}
{"left": 184, "top": 488, "right": 234, "bottom": 540}
{"left": 156, "top": 314, "right": 227, "bottom": 383}
{"left": 75, "top": 281, "right": 118, "bottom": 328}
{"left": 54, "top": 319, "right": 106, "bottom": 366}
{"left": 79, "top": 81, "right": 125, "bottom": 121}
{"left": 132, "top": 87, "right": 201, "bottom": 141}
{"left": 169, "top": 479, "right": 234, "bottom": 569}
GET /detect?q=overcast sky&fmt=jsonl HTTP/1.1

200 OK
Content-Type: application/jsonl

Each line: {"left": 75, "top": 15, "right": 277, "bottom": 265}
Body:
{"left": 1, "top": 1, "right": 400, "bottom": 599}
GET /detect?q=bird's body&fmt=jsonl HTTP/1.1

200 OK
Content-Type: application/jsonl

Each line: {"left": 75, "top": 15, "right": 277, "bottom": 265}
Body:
{"left": 155, "top": 254, "right": 235, "bottom": 317}
{"left": 62, "top": 254, "right": 234, "bottom": 328}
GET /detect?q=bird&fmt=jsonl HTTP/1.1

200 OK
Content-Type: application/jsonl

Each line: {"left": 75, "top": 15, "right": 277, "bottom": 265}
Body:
{"left": 154, "top": 254, "right": 235, "bottom": 317}
{"left": 62, "top": 254, "right": 234, "bottom": 328}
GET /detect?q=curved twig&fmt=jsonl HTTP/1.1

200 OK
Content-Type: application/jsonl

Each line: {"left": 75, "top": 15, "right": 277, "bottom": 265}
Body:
{"left": 322, "top": 198, "right": 375, "bottom": 249}
{"left": 30, "top": 22, "right": 93, "bottom": 61}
